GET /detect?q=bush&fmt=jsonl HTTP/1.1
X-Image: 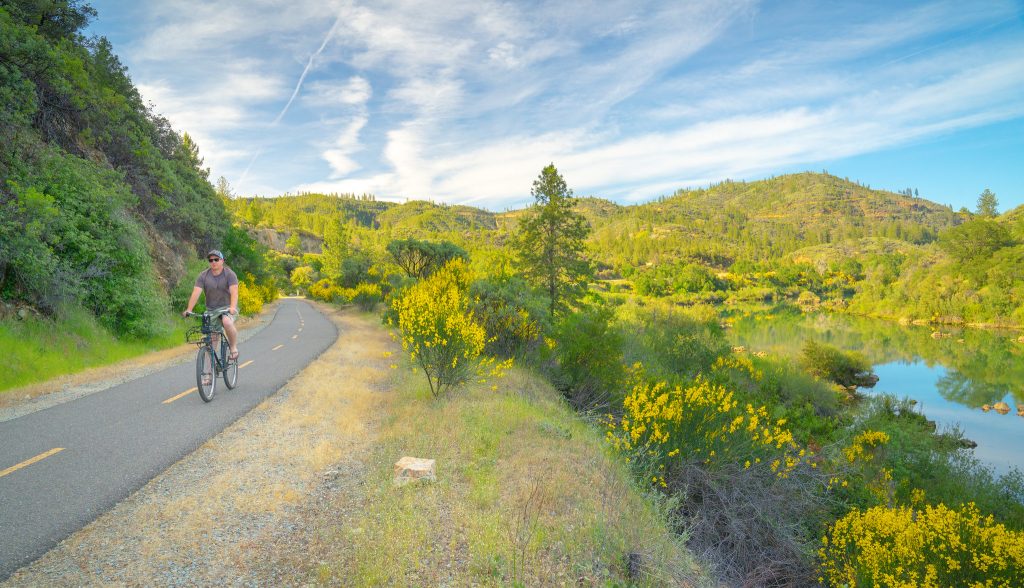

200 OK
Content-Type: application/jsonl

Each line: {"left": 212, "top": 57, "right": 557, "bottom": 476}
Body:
{"left": 469, "top": 276, "right": 546, "bottom": 359}
{"left": 550, "top": 302, "right": 624, "bottom": 412}
{"left": 309, "top": 278, "right": 346, "bottom": 303}
{"left": 237, "top": 281, "right": 263, "bottom": 315}
{"left": 351, "top": 282, "right": 381, "bottom": 311}
{"left": 820, "top": 502, "right": 1024, "bottom": 587}
{"left": 608, "top": 365, "right": 806, "bottom": 484}
{"left": 800, "top": 340, "right": 876, "bottom": 389}
{"left": 390, "top": 259, "right": 486, "bottom": 397}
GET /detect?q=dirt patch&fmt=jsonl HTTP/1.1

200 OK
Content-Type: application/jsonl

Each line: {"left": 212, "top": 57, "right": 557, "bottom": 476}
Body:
{"left": 0, "top": 301, "right": 282, "bottom": 422}
{"left": 2, "top": 305, "right": 397, "bottom": 586}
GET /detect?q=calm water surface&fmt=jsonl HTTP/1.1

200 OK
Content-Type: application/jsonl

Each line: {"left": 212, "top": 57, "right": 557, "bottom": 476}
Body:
{"left": 729, "top": 311, "right": 1024, "bottom": 474}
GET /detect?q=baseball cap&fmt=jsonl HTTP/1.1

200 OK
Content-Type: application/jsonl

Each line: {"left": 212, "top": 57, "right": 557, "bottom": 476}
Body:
{"left": 207, "top": 249, "right": 225, "bottom": 260}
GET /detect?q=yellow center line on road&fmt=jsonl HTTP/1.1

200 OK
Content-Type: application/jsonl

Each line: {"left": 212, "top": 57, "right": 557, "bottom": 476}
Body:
{"left": 162, "top": 387, "right": 197, "bottom": 405}
{"left": 239, "top": 360, "right": 254, "bottom": 369}
{"left": 0, "top": 448, "right": 64, "bottom": 479}
{"left": 272, "top": 344, "right": 284, "bottom": 351}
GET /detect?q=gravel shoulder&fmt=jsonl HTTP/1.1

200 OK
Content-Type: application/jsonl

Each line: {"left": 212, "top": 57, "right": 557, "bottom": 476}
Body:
{"left": 3, "top": 304, "right": 396, "bottom": 586}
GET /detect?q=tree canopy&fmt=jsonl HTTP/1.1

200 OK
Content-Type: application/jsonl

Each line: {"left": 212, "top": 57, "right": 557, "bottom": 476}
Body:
{"left": 513, "top": 164, "right": 592, "bottom": 317}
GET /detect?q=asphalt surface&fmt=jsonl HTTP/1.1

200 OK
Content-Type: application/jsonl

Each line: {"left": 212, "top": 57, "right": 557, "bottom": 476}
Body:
{"left": 0, "top": 299, "right": 338, "bottom": 580}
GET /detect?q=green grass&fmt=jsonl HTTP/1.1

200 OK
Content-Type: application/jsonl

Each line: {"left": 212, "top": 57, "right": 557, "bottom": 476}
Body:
{"left": 0, "top": 306, "right": 188, "bottom": 393}
{"left": 320, "top": 365, "right": 704, "bottom": 586}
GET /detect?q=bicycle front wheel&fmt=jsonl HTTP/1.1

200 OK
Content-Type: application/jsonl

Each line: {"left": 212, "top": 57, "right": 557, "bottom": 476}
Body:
{"left": 223, "top": 355, "right": 238, "bottom": 389}
{"left": 196, "top": 346, "right": 216, "bottom": 402}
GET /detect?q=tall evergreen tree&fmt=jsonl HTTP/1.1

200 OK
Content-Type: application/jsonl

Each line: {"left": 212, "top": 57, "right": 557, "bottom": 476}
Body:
{"left": 320, "top": 219, "right": 348, "bottom": 281}
{"left": 513, "top": 164, "right": 591, "bottom": 317}
{"left": 976, "top": 188, "right": 998, "bottom": 217}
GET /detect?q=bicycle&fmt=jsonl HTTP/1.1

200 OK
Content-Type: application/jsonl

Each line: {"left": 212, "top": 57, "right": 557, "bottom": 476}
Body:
{"left": 185, "top": 309, "right": 238, "bottom": 402}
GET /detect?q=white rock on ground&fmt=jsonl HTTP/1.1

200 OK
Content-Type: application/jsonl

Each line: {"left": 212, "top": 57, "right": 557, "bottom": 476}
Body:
{"left": 393, "top": 457, "right": 436, "bottom": 486}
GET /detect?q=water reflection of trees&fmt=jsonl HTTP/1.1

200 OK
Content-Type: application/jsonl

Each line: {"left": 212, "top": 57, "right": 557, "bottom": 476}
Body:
{"left": 935, "top": 370, "right": 1013, "bottom": 408}
{"left": 730, "top": 309, "right": 1023, "bottom": 408}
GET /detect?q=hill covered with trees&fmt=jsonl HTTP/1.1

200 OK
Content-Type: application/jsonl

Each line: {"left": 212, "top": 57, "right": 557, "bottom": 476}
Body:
{"left": 0, "top": 0, "right": 279, "bottom": 344}
{"left": 233, "top": 171, "right": 1024, "bottom": 328}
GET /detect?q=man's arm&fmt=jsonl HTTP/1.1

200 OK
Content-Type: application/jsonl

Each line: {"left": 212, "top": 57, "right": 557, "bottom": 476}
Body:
{"left": 229, "top": 284, "right": 239, "bottom": 315}
{"left": 183, "top": 286, "right": 203, "bottom": 316}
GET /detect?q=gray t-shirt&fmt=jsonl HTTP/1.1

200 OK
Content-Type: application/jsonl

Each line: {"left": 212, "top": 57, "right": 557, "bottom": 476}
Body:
{"left": 195, "top": 267, "right": 239, "bottom": 310}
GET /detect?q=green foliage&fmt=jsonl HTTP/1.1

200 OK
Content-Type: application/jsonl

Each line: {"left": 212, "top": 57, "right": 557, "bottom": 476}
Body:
{"left": 838, "top": 395, "right": 1024, "bottom": 528}
{"left": 633, "top": 262, "right": 720, "bottom": 296}
{"left": 339, "top": 250, "right": 373, "bottom": 287}
{"left": 319, "top": 220, "right": 348, "bottom": 281}
{"left": 615, "top": 300, "right": 730, "bottom": 382}
{"left": 0, "top": 3, "right": 252, "bottom": 339}
{"left": 513, "top": 164, "right": 592, "bottom": 317}
{"left": 2, "top": 147, "right": 167, "bottom": 337}
{"left": 976, "top": 188, "right": 999, "bottom": 218}
{"left": 800, "top": 340, "right": 876, "bottom": 389}
{"left": 351, "top": 282, "right": 382, "bottom": 311}
{"left": 937, "top": 219, "right": 1014, "bottom": 265}
{"left": 285, "top": 231, "right": 302, "bottom": 255}
{"left": 290, "top": 266, "right": 316, "bottom": 290}
{"left": 550, "top": 301, "right": 625, "bottom": 411}
{"left": 309, "top": 278, "right": 346, "bottom": 303}
{"left": 386, "top": 237, "right": 468, "bottom": 279}
{"left": 469, "top": 276, "right": 546, "bottom": 359}
{"left": 0, "top": 304, "right": 185, "bottom": 392}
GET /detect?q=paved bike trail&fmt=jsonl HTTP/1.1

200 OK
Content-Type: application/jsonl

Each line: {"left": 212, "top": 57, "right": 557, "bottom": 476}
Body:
{"left": 0, "top": 298, "right": 337, "bottom": 580}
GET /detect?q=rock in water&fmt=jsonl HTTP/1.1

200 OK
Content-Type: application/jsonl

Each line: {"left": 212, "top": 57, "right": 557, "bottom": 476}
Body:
{"left": 393, "top": 456, "right": 436, "bottom": 486}
{"left": 993, "top": 402, "right": 1011, "bottom": 415}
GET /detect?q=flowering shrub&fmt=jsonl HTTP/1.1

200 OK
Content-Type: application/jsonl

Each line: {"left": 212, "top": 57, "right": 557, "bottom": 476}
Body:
{"left": 820, "top": 502, "right": 1024, "bottom": 587}
{"left": 843, "top": 430, "right": 890, "bottom": 464}
{"left": 351, "top": 282, "right": 382, "bottom": 311}
{"left": 309, "top": 279, "right": 347, "bottom": 303}
{"left": 607, "top": 364, "right": 806, "bottom": 486}
{"left": 237, "top": 280, "right": 264, "bottom": 315}
{"left": 390, "top": 259, "right": 487, "bottom": 396}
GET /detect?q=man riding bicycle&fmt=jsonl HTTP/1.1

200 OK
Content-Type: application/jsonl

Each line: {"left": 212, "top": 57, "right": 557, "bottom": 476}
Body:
{"left": 182, "top": 249, "right": 240, "bottom": 360}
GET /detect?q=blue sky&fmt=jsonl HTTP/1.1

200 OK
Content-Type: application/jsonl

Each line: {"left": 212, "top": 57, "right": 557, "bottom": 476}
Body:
{"left": 86, "top": 0, "right": 1024, "bottom": 212}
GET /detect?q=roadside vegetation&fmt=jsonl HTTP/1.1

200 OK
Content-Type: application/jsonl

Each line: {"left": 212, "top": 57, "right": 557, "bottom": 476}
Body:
{"left": 279, "top": 164, "right": 1023, "bottom": 585}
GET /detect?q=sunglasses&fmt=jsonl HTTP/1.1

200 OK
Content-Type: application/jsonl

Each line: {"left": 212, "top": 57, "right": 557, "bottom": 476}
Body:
{"left": 208, "top": 258, "right": 221, "bottom": 263}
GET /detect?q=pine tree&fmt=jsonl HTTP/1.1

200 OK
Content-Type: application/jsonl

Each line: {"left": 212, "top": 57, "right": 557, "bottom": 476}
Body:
{"left": 513, "top": 164, "right": 592, "bottom": 317}
{"left": 976, "top": 188, "right": 998, "bottom": 217}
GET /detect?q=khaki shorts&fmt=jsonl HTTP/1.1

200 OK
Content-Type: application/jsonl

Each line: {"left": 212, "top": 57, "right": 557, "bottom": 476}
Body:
{"left": 207, "top": 307, "right": 236, "bottom": 326}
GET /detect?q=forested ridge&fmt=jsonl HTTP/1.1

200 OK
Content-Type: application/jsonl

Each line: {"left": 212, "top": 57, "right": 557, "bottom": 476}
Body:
{"left": 0, "top": 0, "right": 273, "bottom": 339}
{"left": 230, "top": 171, "right": 1023, "bottom": 327}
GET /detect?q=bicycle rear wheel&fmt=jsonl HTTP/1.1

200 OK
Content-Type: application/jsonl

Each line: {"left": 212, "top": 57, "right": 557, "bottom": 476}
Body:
{"left": 196, "top": 346, "right": 216, "bottom": 402}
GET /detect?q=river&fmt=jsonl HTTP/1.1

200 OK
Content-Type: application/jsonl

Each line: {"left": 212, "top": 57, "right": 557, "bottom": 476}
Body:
{"left": 727, "top": 309, "right": 1024, "bottom": 474}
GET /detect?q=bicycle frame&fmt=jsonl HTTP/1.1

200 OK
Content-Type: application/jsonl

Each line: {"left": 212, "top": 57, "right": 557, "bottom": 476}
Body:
{"left": 186, "top": 310, "right": 237, "bottom": 401}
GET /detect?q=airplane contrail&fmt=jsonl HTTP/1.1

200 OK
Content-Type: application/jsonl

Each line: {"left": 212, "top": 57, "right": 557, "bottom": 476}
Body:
{"left": 237, "top": 14, "right": 344, "bottom": 188}
{"left": 273, "top": 15, "right": 345, "bottom": 124}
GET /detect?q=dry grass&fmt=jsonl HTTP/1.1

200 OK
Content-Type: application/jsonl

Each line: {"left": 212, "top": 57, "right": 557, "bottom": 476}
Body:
{"left": 311, "top": 366, "right": 704, "bottom": 586}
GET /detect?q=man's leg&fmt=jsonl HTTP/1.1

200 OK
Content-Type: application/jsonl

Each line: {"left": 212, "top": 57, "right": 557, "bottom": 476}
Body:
{"left": 222, "top": 314, "right": 239, "bottom": 358}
